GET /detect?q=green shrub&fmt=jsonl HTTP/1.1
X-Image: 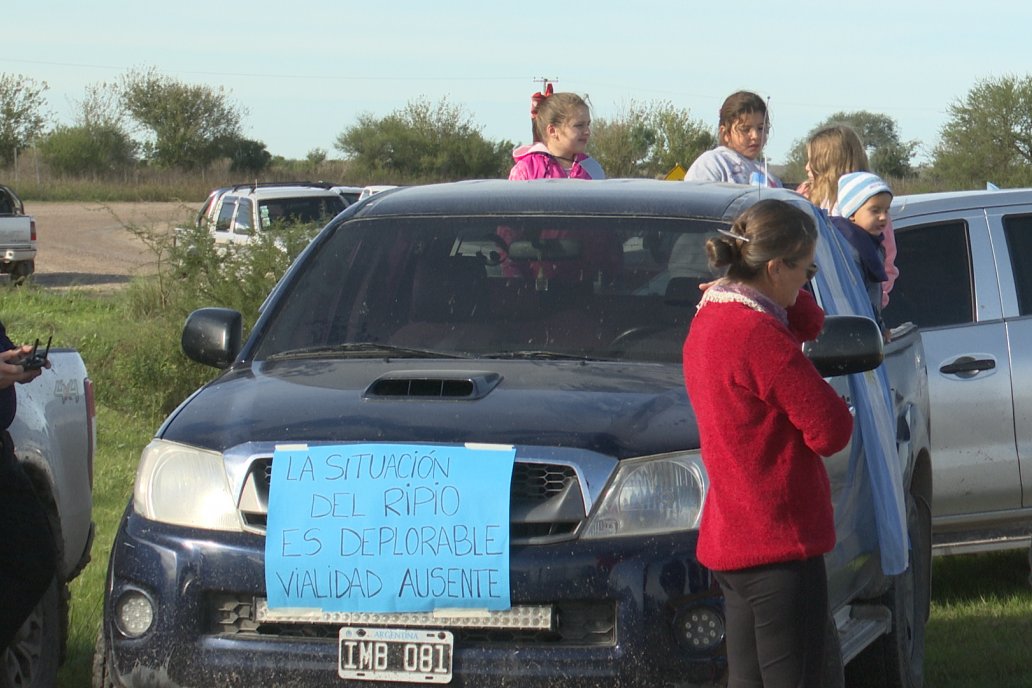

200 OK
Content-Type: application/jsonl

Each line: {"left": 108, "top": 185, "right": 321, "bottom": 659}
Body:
{"left": 2, "top": 213, "right": 320, "bottom": 416}
{"left": 165, "top": 220, "right": 322, "bottom": 330}
{"left": 3, "top": 212, "right": 326, "bottom": 686}
{"left": 39, "top": 124, "right": 137, "bottom": 178}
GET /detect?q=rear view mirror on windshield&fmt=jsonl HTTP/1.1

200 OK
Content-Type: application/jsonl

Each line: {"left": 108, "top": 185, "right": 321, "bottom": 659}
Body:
{"left": 508, "top": 238, "right": 581, "bottom": 261}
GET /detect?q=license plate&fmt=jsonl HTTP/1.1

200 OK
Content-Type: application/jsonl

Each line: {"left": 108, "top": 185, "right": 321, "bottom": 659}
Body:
{"left": 339, "top": 627, "right": 453, "bottom": 683}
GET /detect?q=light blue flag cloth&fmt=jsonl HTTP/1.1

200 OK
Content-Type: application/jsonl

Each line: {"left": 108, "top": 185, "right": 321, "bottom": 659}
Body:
{"left": 790, "top": 200, "right": 910, "bottom": 576}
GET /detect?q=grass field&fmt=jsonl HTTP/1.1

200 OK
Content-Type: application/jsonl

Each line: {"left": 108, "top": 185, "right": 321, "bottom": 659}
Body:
{"left": 2, "top": 285, "right": 1029, "bottom": 687}
{"left": 925, "top": 549, "right": 1032, "bottom": 687}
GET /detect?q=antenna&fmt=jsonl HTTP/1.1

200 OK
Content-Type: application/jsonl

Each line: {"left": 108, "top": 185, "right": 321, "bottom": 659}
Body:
{"left": 751, "top": 95, "right": 772, "bottom": 199}
{"left": 763, "top": 96, "right": 771, "bottom": 191}
{"left": 534, "top": 76, "right": 559, "bottom": 91}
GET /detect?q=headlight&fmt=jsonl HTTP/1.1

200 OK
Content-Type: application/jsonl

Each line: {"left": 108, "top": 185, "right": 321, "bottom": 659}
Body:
{"left": 133, "top": 439, "right": 243, "bottom": 531}
{"left": 581, "top": 452, "right": 708, "bottom": 539}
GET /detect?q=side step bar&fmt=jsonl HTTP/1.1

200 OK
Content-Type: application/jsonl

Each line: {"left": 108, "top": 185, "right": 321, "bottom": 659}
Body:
{"left": 837, "top": 604, "right": 891, "bottom": 665}
{"left": 932, "top": 534, "right": 1030, "bottom": 557}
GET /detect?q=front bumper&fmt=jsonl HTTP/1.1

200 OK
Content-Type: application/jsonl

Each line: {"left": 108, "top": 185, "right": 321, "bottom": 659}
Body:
{"left": 103, "top": 506, "right": 726, "bottom": 687}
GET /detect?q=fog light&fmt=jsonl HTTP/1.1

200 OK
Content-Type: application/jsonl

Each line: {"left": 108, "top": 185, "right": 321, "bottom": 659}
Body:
{"left": 115, "top": 590, "right": 155, "bottom": 638}
{"left": 675, "top": 605, "right": 725, "bottom": 653}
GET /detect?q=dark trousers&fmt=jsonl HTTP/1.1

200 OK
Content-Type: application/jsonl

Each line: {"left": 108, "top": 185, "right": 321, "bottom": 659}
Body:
{"left": 713, "top": 556, "right": 829, "bottom": 688}
{"left": 0, "top": 430, "right": 57, "bottom": 649}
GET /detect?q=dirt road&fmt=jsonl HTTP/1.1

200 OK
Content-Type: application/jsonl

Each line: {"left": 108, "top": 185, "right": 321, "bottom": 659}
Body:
{"left": 26, "top": 201, "right": 196, "bottom": 290}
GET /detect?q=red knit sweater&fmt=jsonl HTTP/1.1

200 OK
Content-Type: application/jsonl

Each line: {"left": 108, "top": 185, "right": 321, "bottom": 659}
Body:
{"left": 683, "top": 287, "right": 853, "bottom": 571}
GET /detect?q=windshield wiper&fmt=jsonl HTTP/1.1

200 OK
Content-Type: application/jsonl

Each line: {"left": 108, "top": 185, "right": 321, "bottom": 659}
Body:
{"left": 267, "top": 343, "right": 468, "bottom": 360}
{"left": 480, "top": 350, "right": 604, "bottom": 361}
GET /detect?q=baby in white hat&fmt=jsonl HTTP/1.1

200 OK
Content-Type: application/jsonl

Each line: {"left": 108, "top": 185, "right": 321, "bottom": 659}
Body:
{"left": 832, "top": 171, "right": 894, "bottom": 337}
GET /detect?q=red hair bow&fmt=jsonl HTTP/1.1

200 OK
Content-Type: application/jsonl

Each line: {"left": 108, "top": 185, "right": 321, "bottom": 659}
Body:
{"left": 530, "top": 82, "right": 554, "bottom": 119}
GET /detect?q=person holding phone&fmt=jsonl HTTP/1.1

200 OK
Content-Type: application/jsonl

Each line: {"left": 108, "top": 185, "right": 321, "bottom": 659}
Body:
{"left": 0, "top": 320, "right": 57, "bottom": 650}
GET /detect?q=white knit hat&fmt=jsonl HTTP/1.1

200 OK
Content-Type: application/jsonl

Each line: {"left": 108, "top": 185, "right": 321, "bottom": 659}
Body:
{"left": 838, "top": 171, "right": 892, "bottom": 219}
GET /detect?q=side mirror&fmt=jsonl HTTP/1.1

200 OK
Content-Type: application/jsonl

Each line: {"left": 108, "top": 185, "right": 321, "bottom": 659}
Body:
{"left": 803, "top": 315, "right": 884, "bottom": 377}
{"left": 182, "top": 308, "right": 243, "bottom": 369}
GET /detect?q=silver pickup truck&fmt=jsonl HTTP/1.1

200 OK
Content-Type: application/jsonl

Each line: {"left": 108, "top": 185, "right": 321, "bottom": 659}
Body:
{"left": 0, "top": 184, "right": 36, "bottom": 283}
{"left": 884, "top": 188, "right": 1032, "bottom": 558}
{"left": 4, "top": 349, "right": 95, "bottom": 687}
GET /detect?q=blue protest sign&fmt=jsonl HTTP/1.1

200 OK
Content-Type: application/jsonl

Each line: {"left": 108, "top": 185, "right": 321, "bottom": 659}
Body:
{"left": 264, "top": 443, "right": 516, "bottom": 613}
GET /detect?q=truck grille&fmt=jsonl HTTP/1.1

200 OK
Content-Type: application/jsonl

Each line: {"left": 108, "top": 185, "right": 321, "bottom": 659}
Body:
{"left": 208, "top": 593, "right": 615, "bottom": 646}
{"left": 239, "top": 457, "right": 585, "bottom": 544}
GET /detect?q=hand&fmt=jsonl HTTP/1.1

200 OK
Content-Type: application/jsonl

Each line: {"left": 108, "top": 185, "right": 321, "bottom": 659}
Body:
{"left": 0, "top": 346, "right": 47, "bottom": 389}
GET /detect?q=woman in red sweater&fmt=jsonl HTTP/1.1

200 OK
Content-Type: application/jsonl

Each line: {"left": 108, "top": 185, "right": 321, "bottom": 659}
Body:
{"left": 682, "top": 199, "right": 853, "bottom": 688}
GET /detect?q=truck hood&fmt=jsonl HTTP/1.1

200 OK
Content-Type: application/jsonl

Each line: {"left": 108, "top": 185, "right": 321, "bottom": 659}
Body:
{"left": 160, "top": 358, "right": 698, "bottom": 459}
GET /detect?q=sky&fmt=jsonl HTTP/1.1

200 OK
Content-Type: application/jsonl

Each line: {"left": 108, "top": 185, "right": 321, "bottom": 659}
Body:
{"left": 4, "top": 1, "right": 1030, "bottom": 171}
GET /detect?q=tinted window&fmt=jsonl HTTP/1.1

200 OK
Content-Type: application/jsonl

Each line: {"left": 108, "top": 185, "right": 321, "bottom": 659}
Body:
{"left": 253, "top": 216, "right": 724, "bottom": 363}
{"left": 1003, "top": 214, "right": 1032, "bottom": 315}
{"left": 882, "top": 220, "right": 973, "bottom": 329}
{"left": 0, "top": 187, "right": 16, "bottom": 215}
{"left": 259, "top": 196, "right": 346, "bottom": 229}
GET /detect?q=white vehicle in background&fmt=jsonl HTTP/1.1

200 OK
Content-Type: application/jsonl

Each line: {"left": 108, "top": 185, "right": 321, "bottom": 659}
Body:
{"left": 191, "top": 181, "right": 348, "bottom": 246}
{"left": 331, "top": 185, "right": 362, "bottom": 206}
{"left": 358, "top": 184, "right": 399, "bottom": 201}
{"left": 0, "top": 183, "right": 36, "bottom": 283}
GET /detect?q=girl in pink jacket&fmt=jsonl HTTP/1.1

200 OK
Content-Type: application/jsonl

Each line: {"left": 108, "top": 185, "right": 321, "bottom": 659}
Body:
{"left": 508, "top": 83, "right": 605, "bottom": 180}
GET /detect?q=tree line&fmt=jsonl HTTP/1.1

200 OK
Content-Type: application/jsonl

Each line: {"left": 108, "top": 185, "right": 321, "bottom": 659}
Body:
{"left": 2, "top": 68, "right": 1031, "bottom": 190}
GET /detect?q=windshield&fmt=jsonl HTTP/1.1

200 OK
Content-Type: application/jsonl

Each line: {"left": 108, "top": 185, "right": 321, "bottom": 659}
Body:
{"left": 252, "top": 215, "right": 727, "bottom": 363}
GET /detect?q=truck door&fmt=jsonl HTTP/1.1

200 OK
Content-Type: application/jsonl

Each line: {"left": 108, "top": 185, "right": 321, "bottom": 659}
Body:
{"left": 990, "top": 210, "right": 1032, "bottom": 509}
{"left": 883, "top": 213, "right": 1018, "bottom": 520}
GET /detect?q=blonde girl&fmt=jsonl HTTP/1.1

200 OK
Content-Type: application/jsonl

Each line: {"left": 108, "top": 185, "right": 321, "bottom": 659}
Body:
{"left": 798, "top": 124, "right": 898, "bottom": 306}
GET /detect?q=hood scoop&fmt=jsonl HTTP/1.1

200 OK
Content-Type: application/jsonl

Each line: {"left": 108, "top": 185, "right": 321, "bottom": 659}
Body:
{"left": 365, "top": 370, "right": 502, "bottom": 400}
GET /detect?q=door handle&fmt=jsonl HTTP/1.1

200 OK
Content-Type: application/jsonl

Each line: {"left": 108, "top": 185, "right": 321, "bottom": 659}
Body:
{"left": 939, "top": 357, "right": 996, "bottom": 375}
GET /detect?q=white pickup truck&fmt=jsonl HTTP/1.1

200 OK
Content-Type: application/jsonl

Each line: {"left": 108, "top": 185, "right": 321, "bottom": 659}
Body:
{"left": 4, "top": 348, "right": 95, "bottom": 687}
{"left": 0, "top": 184, "right": 36, "bottom": 284}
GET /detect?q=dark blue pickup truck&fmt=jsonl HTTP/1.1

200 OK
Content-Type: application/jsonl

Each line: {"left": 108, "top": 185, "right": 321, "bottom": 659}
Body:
{"left": 94, "top": 180, "right": 931, "bottom": 688}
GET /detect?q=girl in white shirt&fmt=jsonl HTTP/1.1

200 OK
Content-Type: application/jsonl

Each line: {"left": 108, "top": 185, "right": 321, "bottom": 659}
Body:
{"left": 685, "top": 90, "right": 781, "bottom": 187}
